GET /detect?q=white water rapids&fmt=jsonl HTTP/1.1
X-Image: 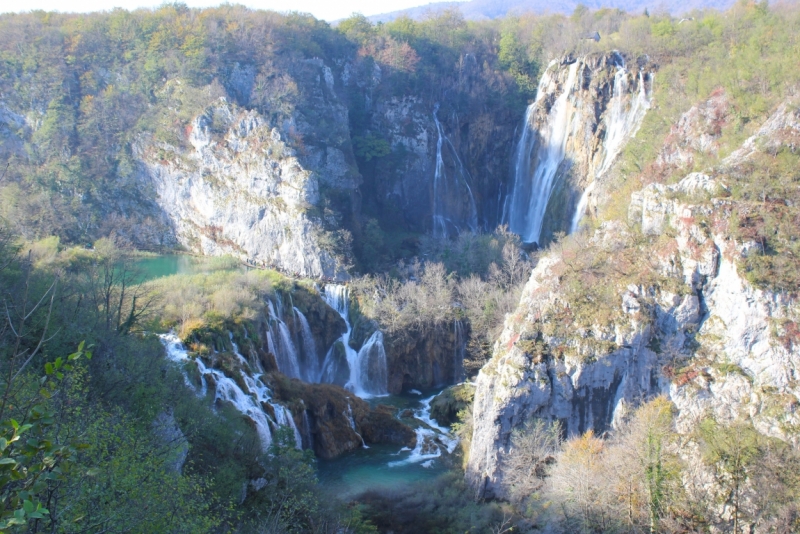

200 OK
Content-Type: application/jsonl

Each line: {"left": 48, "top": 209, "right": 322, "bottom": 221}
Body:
{"left": 159, "top": 332, "right": 302, "bottom": 451}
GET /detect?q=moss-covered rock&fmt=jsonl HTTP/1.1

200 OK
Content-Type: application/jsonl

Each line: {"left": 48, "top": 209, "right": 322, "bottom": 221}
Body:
{"left": 430, "top": 383, "right": 475, "bottom": 428}
{"left": 270, "top": 374, "right": 415, "bottom": 458}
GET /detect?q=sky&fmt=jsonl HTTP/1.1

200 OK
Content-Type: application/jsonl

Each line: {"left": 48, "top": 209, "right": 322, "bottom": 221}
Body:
{"left": 0, "top": 0, "right": 449, "bottom": 21}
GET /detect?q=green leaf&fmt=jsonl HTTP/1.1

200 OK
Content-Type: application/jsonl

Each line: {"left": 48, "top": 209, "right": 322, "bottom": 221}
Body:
{"left": 22, "top": 500, "right": 34, "bottom": 514}
{"left": 44, "top": 363, "right": 54, "bottom": 375}
{"left": 0, "top": 458, "right": 18, "bottom": 466}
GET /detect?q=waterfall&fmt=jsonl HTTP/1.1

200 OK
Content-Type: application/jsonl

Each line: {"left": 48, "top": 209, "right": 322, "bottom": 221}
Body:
{"left": 432, "top": 104, "right": 478, "bottom": 239}
{"left": 265, "top": 299, "right": 302, "bottom": 380}
{"left": 301, "top": 410, "right": 314, "bottom": 451}
{"left": 293, "top": 307, "right": 319, "bottom": 383}
{"left": 159, "top": 332, "right": 303, "bottom": 452}
{"left": 321, "top": 285, "right": 388, "bottom": 398}
{"left": 454, "top": 320, "right": 466, "bottom": 383}
{"left": 505, "top": 56, "right": 653, "bottom": 244}
{"left": 229, "top": 331, "right": 249, "bottom": 367}
{"left": 345, "top": 400, "right": 368, "bottom": 448}
{"left": 272, "top": 403, "right": 303, "bottom": 449}
{"left": 195, "top": 357, "right": 274, "bottom": 451}
{"left": 348, "top": 331, "right": 388, "bottom": 397}
{"left": 388, "top": 392, "right": 459, "bottom": 468}
{"left": 160, "top": 332, "right": 199, "bottom": 391}
{"left": 570, "top": 69, "right": 652, "bottom": 233}
{"left": 505, "top": 62, "right": 580, "bottom": 245}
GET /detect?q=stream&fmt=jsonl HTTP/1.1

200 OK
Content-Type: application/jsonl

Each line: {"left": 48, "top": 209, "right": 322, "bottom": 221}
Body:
{"left": 317, "top": 390, "right": 456, "bottom": 500}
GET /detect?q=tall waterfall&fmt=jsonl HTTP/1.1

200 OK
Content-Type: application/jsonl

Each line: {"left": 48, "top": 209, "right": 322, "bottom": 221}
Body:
{"left": 432, "top": 104, "right": 478, "bottom": 239}
{"left": 504, "top": 55, "right": 653, "bottom": 244}
{"left": 504, "top": 61, "right": 580, "bottom": 245}
{"left": 320, "top": 285, "right": 388, "bottom": 398}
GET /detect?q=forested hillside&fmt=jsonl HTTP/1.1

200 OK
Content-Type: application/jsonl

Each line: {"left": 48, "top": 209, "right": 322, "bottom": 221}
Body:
{"left": 0, "top": 0, "right": 799, "bottom": 532}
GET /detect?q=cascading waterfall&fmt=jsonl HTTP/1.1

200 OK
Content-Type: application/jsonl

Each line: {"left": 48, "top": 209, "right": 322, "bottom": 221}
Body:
{"left": 159, "top": 332, "right": 302, "bottom": 452}
{"left": 273, "top": 404, "right": 303, "bottom": 449}
{"left": 504, "top": 56, "right": 653, "bottom": 244}
{"left": 504, "top": 62, "right": 580, "bottom": 245}
{"left": 388, "top": 393, "right": 459, "bottom": 468}
{"left": 293, "top": 307, "right": 319, "bottom": 383}
{"left": 204, "top": 359, "right": 274, "bottom": 450}
{"left": 350, "top": 331, "right": 388, "bottom": 397}
{"left": 320, "top": 285, "right": 388, "bottom": 398}
{"left": 265, "top": 300, "right": 302, "bottom": 380}
{"left": 161, "top": 332, "right": 200, "bottom": 391}
{"left": 432, "top": 104, "right": 478, "bottom": 239}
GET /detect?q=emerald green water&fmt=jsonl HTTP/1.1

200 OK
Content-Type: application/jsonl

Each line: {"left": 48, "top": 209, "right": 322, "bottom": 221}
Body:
{"left": 134, "top": 255, "right": 241, "bottom": 283}
{"left": 316, "top": 442, "right": 448, "bottom": 500}
{"left": 316, "top": 390, "right": 453, "bottom": 500}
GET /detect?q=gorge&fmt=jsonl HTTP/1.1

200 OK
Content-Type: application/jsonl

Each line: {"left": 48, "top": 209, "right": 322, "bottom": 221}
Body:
{"left": 0, "top": 2, "right": 799, "bottom": 532}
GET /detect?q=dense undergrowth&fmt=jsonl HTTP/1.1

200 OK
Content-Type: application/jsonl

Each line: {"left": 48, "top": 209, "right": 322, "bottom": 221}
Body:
{"left": 0, "top": 230, "right": 375, "bottom": 532}
{"left": 0, "top": 1, "right": 799, "bottom": 533}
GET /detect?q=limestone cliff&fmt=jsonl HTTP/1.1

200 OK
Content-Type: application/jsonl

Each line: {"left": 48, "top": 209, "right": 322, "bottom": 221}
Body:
{"left": 467, "top": 101, "right": 800, "bottom": 499}
{"left": 135, "top": 57, "right": 360, "bottom": 279}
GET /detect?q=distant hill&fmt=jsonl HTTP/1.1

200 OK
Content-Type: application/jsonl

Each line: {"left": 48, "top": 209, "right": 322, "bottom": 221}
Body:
{"left": 367, "top": 0, "right": 745, "bottom": 22}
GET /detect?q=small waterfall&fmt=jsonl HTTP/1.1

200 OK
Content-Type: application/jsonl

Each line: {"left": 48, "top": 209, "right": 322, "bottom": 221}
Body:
{"left": 348, "top": 331, "right": 388, "bottom": 397}
{"left": 388, "top": 392, "right": 459, "bottom": 468}
{"left": 454, "top": 320, "right": 466, "bottom": 383}
{"left": 266, "top": 299, "right": 302, "bottom": 380}
{"left": 432, "top": 104, "right": 478, "bottom": 239}
{"left": 160, "top": 332, "right": 199, "bottom": 391}
{"left": 196, "top": 357, "right": 274, "bottom": 451}
{"left": 159, "top": 332, "right": 304, "bottom": 452}
{"left": 302, "top": 410, "right": 314, "bottom": 451}
{"left": 272, "top": 403, "right": 303, "bottom": 450}
{"left": 345, "top": 401, "right": 368, "bottom": 448}
{"left": 293, "top": 307, "right": 319, "bottom": 383}
{"left": 321, "top": 285, "right": 388, "bottom": 398}
{"left": 229, "top": 331, "right": 249, "bottom": 367}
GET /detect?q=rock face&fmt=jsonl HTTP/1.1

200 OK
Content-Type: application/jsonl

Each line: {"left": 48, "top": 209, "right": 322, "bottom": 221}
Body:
{"left": 136, "top": 94, "right": 355, "bottom": 279}
{"left": 348, "top": 54, "right": 523, "bottom": 237}
{"left": 467, "top": 102, "right": 800, "bottom": 500}
{"left": 271, "top": 376, "right": 415, "bottom": 459}
{"left": 384, "top": 322, "right": 469, "bottom": 394}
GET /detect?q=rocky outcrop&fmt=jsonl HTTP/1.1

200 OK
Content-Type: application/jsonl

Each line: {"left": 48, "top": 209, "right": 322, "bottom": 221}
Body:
{"left": 271, "top": 375, "right": 415, "bottom": 459}
{"left": 467, "top": 102, "right": 800, "bottom": 500}
{"left": 135, "top": 96, "right": 353, "bottom": 279}
{"left": 654, "top": 88, "right": 730, "bottom": 173}
{"left": 384, "top": 322, "right": 469, "bottom": 394}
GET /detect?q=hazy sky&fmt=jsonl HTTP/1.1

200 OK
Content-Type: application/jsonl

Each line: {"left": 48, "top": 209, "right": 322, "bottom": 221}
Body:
{"left": 0, "top": 0, "right": 447, "bottom": 21}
